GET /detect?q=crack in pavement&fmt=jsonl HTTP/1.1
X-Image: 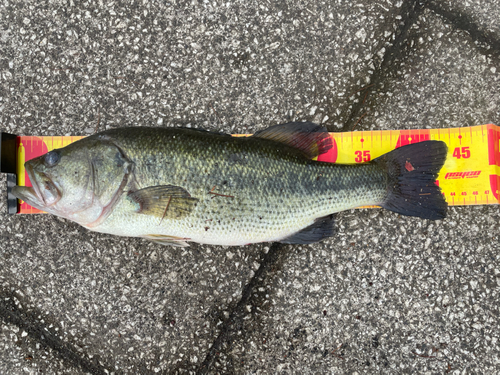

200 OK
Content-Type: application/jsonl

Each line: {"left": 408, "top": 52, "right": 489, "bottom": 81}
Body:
{"left": 196, "top": 242, "right": 292, "bottom": 374}
{"left": 342, "top": 0, "right": 425, "bottom": 132}
{"left": 425, "top": 0, "right": 500, "bottom": 60}
{"left": 2, "top": 2, "right": 497, "bottom": 374}
{"left": 342, "top": 0, "right": 500, "bottom": 132}
{"left": 195, "top": 3, "right": 430, "bottom": 371}
{"left": 0, "top": 289, "right": 115, "bottom": 375}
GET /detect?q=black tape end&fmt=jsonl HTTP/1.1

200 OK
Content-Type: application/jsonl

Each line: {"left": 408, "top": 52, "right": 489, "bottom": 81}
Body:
{"left": 6, "top": 173, "right": 18, "bottom": 214}
{"left": 1, "top": 132, "right": 19, "bottom": 214}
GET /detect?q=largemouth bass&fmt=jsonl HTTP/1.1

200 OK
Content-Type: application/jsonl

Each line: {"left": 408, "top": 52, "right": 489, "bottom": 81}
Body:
{"left": 12, "top": 122, "right": 447, "bottom": 246}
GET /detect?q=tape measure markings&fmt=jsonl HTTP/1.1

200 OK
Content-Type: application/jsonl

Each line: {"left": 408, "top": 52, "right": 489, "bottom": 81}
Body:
{"left": 13, "top": 125, "right": 500, "bottom": 214}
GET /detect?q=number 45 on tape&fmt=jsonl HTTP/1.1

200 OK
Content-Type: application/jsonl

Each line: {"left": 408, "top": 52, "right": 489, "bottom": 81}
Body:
{"left": 0, "top": 124, "right": 499, "bottom": 214}
{"left": 314, "top": 123, "right": 500, "bottom": 207}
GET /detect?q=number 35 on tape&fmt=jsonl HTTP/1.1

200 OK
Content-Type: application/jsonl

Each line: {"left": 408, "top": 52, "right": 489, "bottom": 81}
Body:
{"left": 10, "top": 124, "right": 500, "bottom": 214}
{"left": 315, "top": 124, "right": 500, "bottom": 207}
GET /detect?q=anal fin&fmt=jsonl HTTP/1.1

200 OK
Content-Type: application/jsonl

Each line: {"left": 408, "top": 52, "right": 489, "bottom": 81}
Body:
{"left": 280, "top": 215, "right": 335, "bottom": 244}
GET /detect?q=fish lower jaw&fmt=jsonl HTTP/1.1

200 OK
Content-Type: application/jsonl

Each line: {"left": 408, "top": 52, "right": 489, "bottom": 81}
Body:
{"left": 11, "top": 186, "right": 46, "bottom": 211}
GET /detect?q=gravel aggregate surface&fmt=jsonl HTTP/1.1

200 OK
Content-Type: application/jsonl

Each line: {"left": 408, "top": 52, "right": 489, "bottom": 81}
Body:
{"left": 1, "top": 0, "right": 499, "bottom": 373}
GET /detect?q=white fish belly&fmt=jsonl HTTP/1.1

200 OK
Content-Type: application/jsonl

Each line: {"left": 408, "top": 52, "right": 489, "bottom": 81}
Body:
{"left": 93, "top": 184, "right": 385, "bottom": 246}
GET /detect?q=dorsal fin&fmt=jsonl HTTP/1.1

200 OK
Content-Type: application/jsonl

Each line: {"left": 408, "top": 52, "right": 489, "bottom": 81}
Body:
{"left": 253, "top": 122, "right": 333, "bottom": 159}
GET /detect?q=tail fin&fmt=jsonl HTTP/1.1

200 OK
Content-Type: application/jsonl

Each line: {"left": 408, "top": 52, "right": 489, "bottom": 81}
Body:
{"left": 373, "top": 140, "right": 448, "bottom": 220}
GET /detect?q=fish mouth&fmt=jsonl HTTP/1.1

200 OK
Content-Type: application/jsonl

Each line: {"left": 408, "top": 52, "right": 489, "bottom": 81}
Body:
{"left": 27, "top": 163, "right": 45, "bottom": 203}
{"left": 11, "top": 164, "right": 61, "bottom": 209}
{"left": 11, "top": 185, "right": 45, "bottom": 211}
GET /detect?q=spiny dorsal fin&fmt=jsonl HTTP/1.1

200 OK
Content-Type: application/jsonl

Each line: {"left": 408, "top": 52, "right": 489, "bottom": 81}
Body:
{"left": 253, "top": 122, "right": 333, "bottom": 159}
{"left": 128, "top": 185, "right": 198, "bottom": 220}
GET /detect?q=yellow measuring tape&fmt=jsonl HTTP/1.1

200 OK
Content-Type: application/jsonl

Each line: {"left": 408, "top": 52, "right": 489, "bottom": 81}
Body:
{"left": 15, "top": 124, "right": 500, "bottom": 214}
{"left": 317, "top": 124, "right": 500, "bottom": 207}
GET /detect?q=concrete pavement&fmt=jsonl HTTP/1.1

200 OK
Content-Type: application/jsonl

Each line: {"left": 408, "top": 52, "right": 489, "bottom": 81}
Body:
{"left": 1, "top": 0, "right": 499, "bottom": 373}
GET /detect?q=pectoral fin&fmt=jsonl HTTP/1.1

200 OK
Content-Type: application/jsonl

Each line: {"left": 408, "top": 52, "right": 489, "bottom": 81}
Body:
{"left": 128, "top": 185, "right": 198, "bottom": 220}
{"left": 141, "top": 234, "right": 190, "bottom": 247}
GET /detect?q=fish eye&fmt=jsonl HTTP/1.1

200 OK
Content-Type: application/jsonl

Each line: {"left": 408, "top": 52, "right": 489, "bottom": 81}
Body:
{"left": 44, "top": 151, "right": 60, "bottom": 167}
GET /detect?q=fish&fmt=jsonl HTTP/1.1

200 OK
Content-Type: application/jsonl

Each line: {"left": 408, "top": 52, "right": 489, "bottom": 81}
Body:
{"left": 12, "top": 122, "right": 448, "bottom": 247}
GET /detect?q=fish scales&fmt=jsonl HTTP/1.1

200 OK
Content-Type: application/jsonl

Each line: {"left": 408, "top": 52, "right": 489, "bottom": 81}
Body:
{"left": 92, "top": 128, "right": 387, "bottom": 245}
{"left": 12, "top": 124, "right": 447, "bottom": 246}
